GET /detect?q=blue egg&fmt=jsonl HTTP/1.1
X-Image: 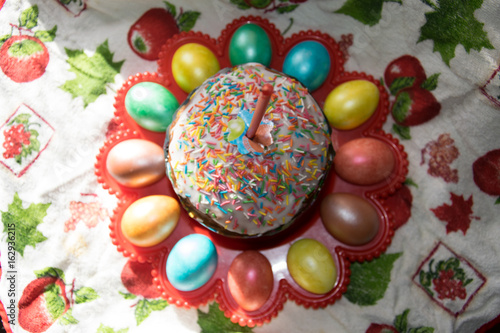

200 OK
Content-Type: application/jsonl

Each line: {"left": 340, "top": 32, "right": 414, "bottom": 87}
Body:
{"left": 282, "top": 41, "right": 331, "bottom": 91}
{"left": 166, "top": 234, "right": 218, "bottom": 291}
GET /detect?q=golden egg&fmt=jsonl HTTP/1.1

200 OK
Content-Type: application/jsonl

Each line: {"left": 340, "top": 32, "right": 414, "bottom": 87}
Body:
{"left": 121, "top": 195, "right": 180, "bottom": 247}
{"left": 172, "top": 43, "right": 220, "bottom": 93}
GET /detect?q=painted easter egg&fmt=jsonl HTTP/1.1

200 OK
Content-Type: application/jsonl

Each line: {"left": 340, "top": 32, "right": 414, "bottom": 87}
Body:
{"left": 172, "top": 43, "right": 220, "bottom": 93}
{"left": 334, "top": 137, "right": 395, "bottom": 185}
{"left": 229, "top": 23, "right": 272, "bottom": 66}
{"left": 125, "top": 82, "right": 179, "bottom": 132}
{"left": 320, "top": 193, "right": 379, "bottom": 246}
{"left": 324, "top": 80, "right": 380, "bottom": 130}
{"left": 121, "top": 195, "right": 180, "bottom": 247}
{"left": 282, "top": 41, "right": 330, "bottom": 91}
{"left": 287, "top": 239, "right": 337, "bottom": 294}
{"left": 227, "top": 251, "right": 274, "bottom": 312}
{"left": 106, "top": 139, "right": 165, "bottom": 188}
{"left": 166, "top": 234, "right": 218, "bottom": 291}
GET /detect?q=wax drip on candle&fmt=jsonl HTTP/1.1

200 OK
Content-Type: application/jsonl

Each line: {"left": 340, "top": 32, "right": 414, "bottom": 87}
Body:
{"left": 246, "top": 83, "right": 273, "bottom": 140}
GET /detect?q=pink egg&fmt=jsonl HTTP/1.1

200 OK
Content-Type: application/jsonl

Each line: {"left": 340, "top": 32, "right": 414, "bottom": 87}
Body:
{"left": 227, "top": 251, "right": 273, "bottom": 312}
{"left": 106, "top": 139, "right": 165, "bottom": 188}
{"left": 334, "top": 138, "right": 395, "bottom": 185}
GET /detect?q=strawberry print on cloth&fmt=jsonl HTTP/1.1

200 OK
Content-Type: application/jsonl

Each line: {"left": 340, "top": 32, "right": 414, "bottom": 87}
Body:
{"left": 383, "top": 55, "right": 441, "bottom": 140}
{"left": 0, "top": 104, "right": 54, "bottom": 177}
{"left": 473, "top": 148, "right": 500, "bottom": 204}
{"left": 365, "top": 309, "right": 435, "bottom": 333}
{"left": 18, "top": 267, "right": 99, "bottom": 332}
{"left": 413, "top": 242, "right": 486, "bottom": 317}
{"left": 119, "top": 260, "right": 168, "bottom": 326}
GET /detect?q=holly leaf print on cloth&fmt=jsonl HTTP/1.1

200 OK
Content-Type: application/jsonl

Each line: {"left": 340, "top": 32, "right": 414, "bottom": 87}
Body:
{"left": 431, "top": 193, "right": 478, "bottom": 235}
{"left": 419, "top": 0, "right": 494, "bottom": 66}
{"left": 61, "top": 40, "right": 124, "bottom": 107}
{"left": 344, "top": 253, "right": 402, "bottom": 306}
{"left": 1, "top": 192, "right": 49, "bottom": 256}
{"left": 134, "top": 299, "right": 168, "bottom": 325}
{"left": 198, "top": 303, "right": 254, "bottom": 333}
{"left": 96, "top": 324, "right": 129, "bottom": 333}
{"left": 335, "top": 0, "right": 402, "bottom": 26}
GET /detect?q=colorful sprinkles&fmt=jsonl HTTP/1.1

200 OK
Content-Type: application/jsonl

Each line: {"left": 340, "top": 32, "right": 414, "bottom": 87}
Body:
{"left": 166, "top": 63, "right": 332, "bottom": 236}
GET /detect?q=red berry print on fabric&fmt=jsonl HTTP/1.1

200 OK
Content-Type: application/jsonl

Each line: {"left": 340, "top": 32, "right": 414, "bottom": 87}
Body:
{"left": 2, "top": 114, "right": 40, "bottom": 163}
{"left": 18, "top": 267, "right": 99, "bottom": 332}
{"left": 64, "top": 194, "right": 109, "bottom": 232}
{"left": 0, "top": 104, "right": 54, "bottom": 177}
{"left": 431, "top": 192, "right": 478, "bottom": 235}
{"left": 413, "top": 242, "right": 486, "bottom": 317}
{"left": 421, "top": 133, "right": 459, "bottom": 183}
{"left": 0, "top": 5, "right": 56, "bottom": 83}
{"left": 119, "top": 260, "right": 168, "bottom": 325}
{"left": 0, "top": 0, "right": 5, "bottom": 11}
{"left": 128, "top": 2, "right": 200, "bottom": 61}
{"left": 432, "top": 269, "right": 467, "bottom": 301}
{"left": 473, "top": 148, "right": 500, "bottom": 203}
{"left": 338, "top": 34, "right": 354, "bottom": 62}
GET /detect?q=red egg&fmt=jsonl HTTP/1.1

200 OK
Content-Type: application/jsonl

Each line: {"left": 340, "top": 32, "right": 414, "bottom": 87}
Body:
{"left": 320, "top": 193, "right": 379, "bottom": 246}
{"left": 334, "top": 138, "right": 395, "bottom": 185}
{"left": 227, "top": 251, "right": 274, "bottom": 312}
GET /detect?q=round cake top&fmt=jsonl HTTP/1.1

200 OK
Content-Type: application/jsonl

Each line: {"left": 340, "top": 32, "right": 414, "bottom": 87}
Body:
{"left": 166, "top": 63, "right": 332, "bottom": 236}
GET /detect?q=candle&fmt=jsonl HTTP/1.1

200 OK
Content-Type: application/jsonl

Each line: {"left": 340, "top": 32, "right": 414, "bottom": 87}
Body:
{"left": 246, "top": 83, "right": 273, "bottom": 139}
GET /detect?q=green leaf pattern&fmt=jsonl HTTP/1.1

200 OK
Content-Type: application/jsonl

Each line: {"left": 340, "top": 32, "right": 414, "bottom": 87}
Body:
{"left": 1, "top": 193, "right": 49, "bottom": 256}
{"left": 344, "top": 253, "right": 402, "bottom": 306}
{"left": 61, "top": 40, "right": 124, "bottom": 107}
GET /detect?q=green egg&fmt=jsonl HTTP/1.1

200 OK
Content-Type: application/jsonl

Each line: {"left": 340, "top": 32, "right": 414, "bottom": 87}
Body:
{"left": 229, "top": 23, "right": 272, "bottom": 66}
{"left": 125, "top": 82, "right": 179, "bottom": 132}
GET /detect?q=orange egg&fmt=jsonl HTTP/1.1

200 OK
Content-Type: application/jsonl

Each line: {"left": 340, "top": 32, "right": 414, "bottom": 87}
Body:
{"left": 121, "top": 195, "right": 180, "bottom": 247}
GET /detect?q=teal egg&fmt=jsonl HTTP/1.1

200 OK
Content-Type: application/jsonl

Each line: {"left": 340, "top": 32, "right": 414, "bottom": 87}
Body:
{"left": 282, "top": 41, "right": 331, "bottom": 91}
{"left": 125, "top": 82, "right": 179, "bottom": 132}
{"left": 166, "top": 234, "right": 218, "bottom": 291}
{"left": 229, "top": 23, "right": 272, "bottom": 66}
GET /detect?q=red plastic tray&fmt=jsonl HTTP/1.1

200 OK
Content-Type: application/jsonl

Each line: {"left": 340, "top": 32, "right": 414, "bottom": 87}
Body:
{"left": 95, "top": 16, "right": 408, "bottom": 327}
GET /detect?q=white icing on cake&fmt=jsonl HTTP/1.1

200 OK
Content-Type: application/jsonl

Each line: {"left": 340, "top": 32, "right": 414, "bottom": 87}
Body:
{"left": 165, "top": 63, "right": 332, "bottom": 236}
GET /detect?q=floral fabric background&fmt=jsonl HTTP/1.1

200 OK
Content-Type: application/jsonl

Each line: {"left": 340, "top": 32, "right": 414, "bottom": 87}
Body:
{"left": 1, "top": 0, "right": 500, "bottom": 332}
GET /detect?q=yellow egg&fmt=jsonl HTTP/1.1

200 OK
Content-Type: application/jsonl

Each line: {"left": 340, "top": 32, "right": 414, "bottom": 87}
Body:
{"left": 121, "top": 195, "right": 180, "bottom": 247}
{"left": 324, "top": 80, "right": 380, "bottom": 130}
{"left": 286, "top": 239, "right": 337, "bottom": 294}
{"left": 172, "top": 43, "right": 220, "bottom": 93}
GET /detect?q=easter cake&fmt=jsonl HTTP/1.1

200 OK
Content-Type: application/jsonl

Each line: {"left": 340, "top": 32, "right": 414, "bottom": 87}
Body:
{"left": 165, "top": 63, "right": 334, "bottom": 237}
